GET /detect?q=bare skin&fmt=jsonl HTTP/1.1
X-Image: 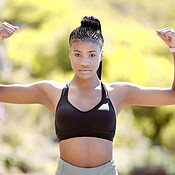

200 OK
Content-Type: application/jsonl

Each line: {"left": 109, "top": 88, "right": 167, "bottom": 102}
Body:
{"left": 1, "top": 23, "right": 175, "bottom": 168}
{"left": 52, "top": 81, "right": 121, "bottom": 168}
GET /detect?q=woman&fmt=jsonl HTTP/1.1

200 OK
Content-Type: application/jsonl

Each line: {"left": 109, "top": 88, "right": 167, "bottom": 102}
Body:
{"left": 0, "top": 16, "right": 175, "bottom": 175}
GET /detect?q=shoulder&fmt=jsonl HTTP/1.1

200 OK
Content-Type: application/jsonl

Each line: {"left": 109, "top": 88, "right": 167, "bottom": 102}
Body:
{"left": 103, "top": 81, "right": 133, "bottom": 92}
{"left": 31, "top": 80, "right": 66, "bottom": 92}
{"left": 32, "top": 80, "right": 68, "bottom": 101}
{"left": 32, "top": 80, "right": 65, "bottom": 87}
{"left": 102, "top": 81, "right": 137, "bottom": 107}
{"left": 102, "top": 81, "right": 131, "bottom": 98}
{"left": 31, "top": 80, "right": 68, "bottom": 117}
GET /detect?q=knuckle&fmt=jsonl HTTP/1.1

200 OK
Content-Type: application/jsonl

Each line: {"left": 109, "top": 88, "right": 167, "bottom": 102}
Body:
{"left": 1, "top": 23, "right": 5, "bottom": 27}
{"left": 2, "top": 22, "right": 8, "bottom": 26}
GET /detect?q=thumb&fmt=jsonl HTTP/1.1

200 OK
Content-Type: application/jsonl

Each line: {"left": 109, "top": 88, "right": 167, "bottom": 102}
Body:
{"left": 156, "top": 29, "right": 160, "bottom": 34}
{"left": 14, "top": 26, "right": 19, "bottom": 31}
{"left": 156, "top": 29, "right": 162, "bottom": 37}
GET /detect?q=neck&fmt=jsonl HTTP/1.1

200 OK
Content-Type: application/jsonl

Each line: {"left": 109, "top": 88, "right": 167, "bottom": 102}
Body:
{"left": 70, "top": 74, "right": 101, "bottom": 88}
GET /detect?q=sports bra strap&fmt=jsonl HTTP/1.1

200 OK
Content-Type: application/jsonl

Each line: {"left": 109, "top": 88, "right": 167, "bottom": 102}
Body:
{"left": 101, "top": 81, "right": 110, "bottom": 99}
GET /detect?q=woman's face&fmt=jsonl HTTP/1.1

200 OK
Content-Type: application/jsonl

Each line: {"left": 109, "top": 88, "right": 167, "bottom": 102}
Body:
{"left": 69, "top": 41, "right": 103, "bottom": 80}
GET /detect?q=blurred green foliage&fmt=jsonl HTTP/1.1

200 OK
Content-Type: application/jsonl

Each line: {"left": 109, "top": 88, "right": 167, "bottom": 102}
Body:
{"left": 0, "top": 0, "right": 175, "bottom": 175}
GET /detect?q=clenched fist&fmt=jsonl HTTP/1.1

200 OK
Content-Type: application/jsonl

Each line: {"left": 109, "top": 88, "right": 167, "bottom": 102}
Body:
{"left": 156, "top": 27, "right": 175, "bottom": 48}
{"left": 0, "top": 22, "right": 19, "bottom": 42}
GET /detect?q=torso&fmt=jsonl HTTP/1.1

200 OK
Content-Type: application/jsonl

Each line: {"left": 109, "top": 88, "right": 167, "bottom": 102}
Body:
{"left": 45, "top": 81, "right": 124, "bottom": 168}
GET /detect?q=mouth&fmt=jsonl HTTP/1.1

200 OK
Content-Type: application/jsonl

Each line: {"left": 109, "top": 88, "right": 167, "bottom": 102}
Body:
{"left": 79, "top": 70, "right": 91, "bottom": 73}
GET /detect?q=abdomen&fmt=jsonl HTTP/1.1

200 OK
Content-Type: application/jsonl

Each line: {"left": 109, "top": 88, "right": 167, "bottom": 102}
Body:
{"left": 59, "top": 136, "right": 113, "bottom": 168}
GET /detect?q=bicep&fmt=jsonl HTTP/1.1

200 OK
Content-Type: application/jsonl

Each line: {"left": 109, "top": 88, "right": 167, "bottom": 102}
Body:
{"left": 121, "top": 82, "right": 175, "bottom": 107}
{"left": 0, "top": 81, "right": 50, "bottom": 105}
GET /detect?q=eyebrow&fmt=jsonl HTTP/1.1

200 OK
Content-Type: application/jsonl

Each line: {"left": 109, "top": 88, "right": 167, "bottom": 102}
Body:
{"left": 74, "top": 50, "right": 97, "bottom": 53}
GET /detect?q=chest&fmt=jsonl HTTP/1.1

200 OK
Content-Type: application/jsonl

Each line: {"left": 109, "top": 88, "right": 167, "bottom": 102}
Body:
{"left": 55, "top": 84, "right": 117, "bottom": 133}
{"left": 66, "top": 86, "right": 119, "bottom": 116}
{"left": 67, "top": 88, "right": 103, "bottom": 112}
{"left": 51, "top": 82, "right": 122, "bottom": 118}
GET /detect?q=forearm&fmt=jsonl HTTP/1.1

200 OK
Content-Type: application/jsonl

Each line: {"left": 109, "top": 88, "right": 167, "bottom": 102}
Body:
{"left": 172, "top": 52, "right": 175, "bottom": 91}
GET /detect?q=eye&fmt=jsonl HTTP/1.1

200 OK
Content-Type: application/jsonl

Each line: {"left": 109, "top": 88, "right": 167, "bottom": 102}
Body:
{"left": 75, "top": 53, "right": 81, "bottom": 57}
{"left": 89, "top": 54, "right": 96, "bottom": 58}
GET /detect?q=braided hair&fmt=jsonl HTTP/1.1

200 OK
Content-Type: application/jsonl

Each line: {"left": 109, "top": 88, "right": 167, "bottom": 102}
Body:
{"left": 69, "top": 16, "right": 104, "bottom": 80}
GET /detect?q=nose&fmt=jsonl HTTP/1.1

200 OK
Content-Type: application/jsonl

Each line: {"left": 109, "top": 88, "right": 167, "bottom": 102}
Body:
{"left": 81, "top": 56, "right": 90, "bottom": 66}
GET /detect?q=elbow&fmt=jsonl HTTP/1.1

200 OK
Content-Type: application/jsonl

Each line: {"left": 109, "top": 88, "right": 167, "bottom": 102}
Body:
{"left": 171, "top": 87, "right": 175, "bottom": 92}
{"left": 170, "top": 87, "right": 175, "bottom": 97}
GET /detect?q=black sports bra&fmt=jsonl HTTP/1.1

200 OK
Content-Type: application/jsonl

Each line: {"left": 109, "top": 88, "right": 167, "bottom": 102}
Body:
{"left": 55, "top": 81, "right": 117, "bottom": 142}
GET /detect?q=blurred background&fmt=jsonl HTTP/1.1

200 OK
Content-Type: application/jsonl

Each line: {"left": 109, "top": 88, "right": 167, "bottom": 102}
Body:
{"left": 0, "top": 0, "right": 175, "bottom": 174}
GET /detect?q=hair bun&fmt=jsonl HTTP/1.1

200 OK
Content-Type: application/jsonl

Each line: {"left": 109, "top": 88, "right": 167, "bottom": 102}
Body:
{"left": 81, "top": 16, "right": 101, "bottom": 32}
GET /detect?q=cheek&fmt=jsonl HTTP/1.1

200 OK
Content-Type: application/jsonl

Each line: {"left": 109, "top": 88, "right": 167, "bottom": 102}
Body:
{"left": 92, "top": 57, "right": 101, "bottom": 67}
{"left": 92, "top": 59, "right": 99, "bottom": 67}
{"left": 72, "top": 58, "right": 79, "bottom": 65}
{"left": 70, "top": 58, "right": 79, "bottom": 71}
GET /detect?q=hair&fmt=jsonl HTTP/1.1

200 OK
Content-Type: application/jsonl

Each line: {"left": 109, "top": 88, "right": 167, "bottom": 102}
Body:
{"left": 69, "top": 16, "right": 104, "bottom": 80}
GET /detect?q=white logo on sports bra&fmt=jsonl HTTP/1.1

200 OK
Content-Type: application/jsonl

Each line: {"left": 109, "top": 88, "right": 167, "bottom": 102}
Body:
{"left": 98, "top": 103, "right": 109, "bottom": 111}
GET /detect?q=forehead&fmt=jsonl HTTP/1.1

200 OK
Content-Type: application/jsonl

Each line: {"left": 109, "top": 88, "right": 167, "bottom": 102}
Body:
{"left": 70, "top": 40, "right": 101, "bottom": 52}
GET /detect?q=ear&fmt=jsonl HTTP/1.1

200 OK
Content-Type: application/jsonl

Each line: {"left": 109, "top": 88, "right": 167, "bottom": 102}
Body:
{"left": 100, "top": 50, "right": 104, "bottom": 61}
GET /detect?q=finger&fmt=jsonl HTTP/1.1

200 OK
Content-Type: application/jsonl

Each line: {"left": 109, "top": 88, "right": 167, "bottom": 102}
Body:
{"left": 164, "top": 31, "right": 175, "bottom": 39}
{"left": 1, "top": 30, "right": 11, "bottom": 37}
{"left": 161, "top": 29, "right": 174, "bottom": 34}
{"left": 156, "top": 28, "right": 174, "bottom": 35}
{"left": 1, "top": 22, "right": 19, "bottom": 33}
{"left": 0, "top": 28, "right": 11, "bottom": 35}
{"left": 156, "top": 29, "right": 174, "bottom": 40}
{"left": 156, "top": 30, "right": 174, "bottom": 37}
{"left": 157, "top": 31, "right": 175, "bottom": 41}
{"left": 2, "top": 35, "right": 9, "bottom": 39}
{"left": 2, "top": 22, "right": 16, "bottom": 29}
{"left": 1, "top": 23, "right": 16, "bottom": 32}
{"left": 156, "top": 29, "right": 163, "bottom": 35}
{"left": 156, "top": 31, "right": 168, "bottom": 40}
{"left": 156, "top": 29, "right": 164, "bottom": 36}
{"left": 14, "top": 26, "right": 19, "bottom": 31}
{"left": 5, "top": 28, "right": 14, "bottom": 35}
{"left": 157, "top": 26, "right": 173, "bottom": 32}
{"left": 1, "top": 27, "right": 14, "bottom": 36}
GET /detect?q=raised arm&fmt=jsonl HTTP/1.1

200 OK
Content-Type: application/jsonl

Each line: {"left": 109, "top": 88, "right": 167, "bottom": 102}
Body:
{"left": 115, "top": 81, "right": 175, "bottom": 107}
{"left": 0, "top": 22, "right": 48, "bottom": 105}
{"left": 0, "top": 22, "right": 61, "bottom": 117}
{"left": 113, "top": 27, "right": 175, "bottom": 108}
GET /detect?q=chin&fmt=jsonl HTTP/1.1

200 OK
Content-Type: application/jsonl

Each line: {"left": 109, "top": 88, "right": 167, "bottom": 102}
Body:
{"left": 77, "top": 75, "right": 93, "bottom": 80}
{"left": 76, "top": 72, "right": 95, "bottom": 80}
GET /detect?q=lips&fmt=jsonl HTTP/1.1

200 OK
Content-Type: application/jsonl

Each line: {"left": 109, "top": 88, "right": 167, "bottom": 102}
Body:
{"left": 80, "top": 69, "right": 91, "bottom": 71}
{"left": 79, "top": 69, "right": 91, "bottom": 73}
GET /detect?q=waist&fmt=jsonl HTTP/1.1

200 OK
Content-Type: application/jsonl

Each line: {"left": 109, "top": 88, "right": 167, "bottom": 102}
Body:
{"left": 56, "top": 156, "right": 117, "bottom": 175}
{"left": 59, "top": 137, "right": 113, "bottom": 168}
